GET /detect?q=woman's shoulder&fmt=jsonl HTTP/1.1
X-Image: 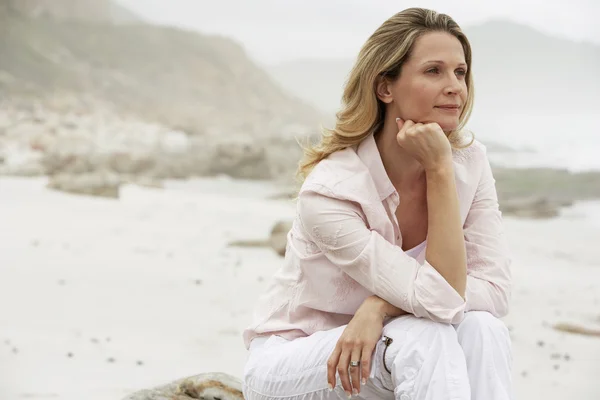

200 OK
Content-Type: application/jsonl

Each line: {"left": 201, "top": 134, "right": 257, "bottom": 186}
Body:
{"left": 299, "top": 147, "right": 377, "bottom": 202}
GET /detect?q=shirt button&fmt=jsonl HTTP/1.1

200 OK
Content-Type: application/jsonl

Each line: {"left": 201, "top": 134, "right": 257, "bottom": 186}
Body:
{"left": 400, "top": 394, "right": 410, "bottom": 400}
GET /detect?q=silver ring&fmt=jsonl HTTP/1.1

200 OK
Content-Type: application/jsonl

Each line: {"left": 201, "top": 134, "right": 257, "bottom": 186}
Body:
{"left": 350, "top": 361, "right": 360, "bottom": 367}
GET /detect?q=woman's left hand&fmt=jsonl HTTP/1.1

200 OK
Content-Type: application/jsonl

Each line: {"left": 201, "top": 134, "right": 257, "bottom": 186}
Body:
{"left": 326, "top": 296, "right": 387, "bottom": 397}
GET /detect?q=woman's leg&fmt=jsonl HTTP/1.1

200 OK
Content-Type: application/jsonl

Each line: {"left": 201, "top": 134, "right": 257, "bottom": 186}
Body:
{"left": 366, "top": 315, "right": 470, "bottom": 400}
{"left": 243, "top": 315, "right": 471, "bottom": 400}
{"left": 243, "top": 326, "right": 352, "bottom": 400}
{"left": 454, "top": 311, "right": 514, "bottom": 400}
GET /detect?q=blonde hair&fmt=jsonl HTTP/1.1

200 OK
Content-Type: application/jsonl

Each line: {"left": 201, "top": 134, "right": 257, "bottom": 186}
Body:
{"left": 297, "top": 8, "right": 475, "bottom": 182}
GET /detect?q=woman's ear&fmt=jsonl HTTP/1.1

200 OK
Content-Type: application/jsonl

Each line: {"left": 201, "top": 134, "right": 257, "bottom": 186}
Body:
{"left": 375, "top": 76, "right": 394, "bottom": 104}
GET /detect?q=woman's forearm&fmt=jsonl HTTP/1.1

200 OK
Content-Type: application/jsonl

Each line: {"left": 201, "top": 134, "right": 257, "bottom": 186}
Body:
{"left": 424, "top": 163, "right": 467, "bottom": 298}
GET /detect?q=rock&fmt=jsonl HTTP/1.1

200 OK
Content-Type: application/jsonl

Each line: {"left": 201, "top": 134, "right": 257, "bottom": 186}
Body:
{"left": 269, "top": 220, "right": 293, "bottom": 257}
{"left": 500, "top": 197, "right": 562, "bottom": 219}
{"left": 207, "top": 140, "right": 272, "bottom": 180}
{"left": 227, "top": 220, "right": 293, "bottom": 257}
{"left": 47, "top": 171, "right": 120, "bottom": 198}
{"left": 122, "top": 372, "right": 243, "bottom": 400}
{"left": 109, "top": 152, "right": 156, "bottom": 175}
{"left": 121, "top": 175, "right": 164, "bottom": 189}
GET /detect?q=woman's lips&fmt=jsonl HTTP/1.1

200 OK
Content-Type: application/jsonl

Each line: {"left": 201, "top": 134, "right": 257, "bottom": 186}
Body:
{"left": 435, "top": 106, "right": 460, "bottom": 113}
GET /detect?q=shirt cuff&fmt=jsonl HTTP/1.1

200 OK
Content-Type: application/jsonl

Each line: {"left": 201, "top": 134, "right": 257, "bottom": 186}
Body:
{"left": 412, "top": 262, "right": 466, "bottom": 324}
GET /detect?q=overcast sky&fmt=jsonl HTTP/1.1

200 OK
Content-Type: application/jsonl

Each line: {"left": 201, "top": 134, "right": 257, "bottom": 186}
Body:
{"left": 115, "top": 0, "right": 599, "bottom": 64}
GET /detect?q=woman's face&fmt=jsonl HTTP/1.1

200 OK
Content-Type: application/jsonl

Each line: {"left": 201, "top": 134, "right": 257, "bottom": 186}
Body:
{"left": 386, "top": 31, "right": 468, "bottom": 132}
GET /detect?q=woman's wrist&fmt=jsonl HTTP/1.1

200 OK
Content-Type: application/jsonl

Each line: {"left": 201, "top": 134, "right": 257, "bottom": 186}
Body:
{"left": 424, "top": 158, "right": 454, "bottom": 175}
{"left": 361, "top": 295, "right": 406, "bottom": 321}
{"left": 357, "top": 296, "right": 386, "bottom": 322}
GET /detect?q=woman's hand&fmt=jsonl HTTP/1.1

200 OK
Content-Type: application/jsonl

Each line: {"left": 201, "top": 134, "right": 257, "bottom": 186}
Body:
{"left": 395, "top": 118, "right": 453, "bottom": 172}
{"left": 327, "top": 296, "right": 404, "bottom": 397}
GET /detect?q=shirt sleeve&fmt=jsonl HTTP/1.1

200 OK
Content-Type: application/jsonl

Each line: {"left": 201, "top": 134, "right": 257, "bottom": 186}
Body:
{"left": 297, "top": 190, "right": 466, "bottom": 324}
{"left": 463, "top": 151, "right": 513, "bottom": 317}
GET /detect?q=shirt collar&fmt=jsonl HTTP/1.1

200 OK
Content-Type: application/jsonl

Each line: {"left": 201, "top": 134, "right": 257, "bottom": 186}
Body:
{"left": 356, "top": 134, "right": 397, "bottom": 202}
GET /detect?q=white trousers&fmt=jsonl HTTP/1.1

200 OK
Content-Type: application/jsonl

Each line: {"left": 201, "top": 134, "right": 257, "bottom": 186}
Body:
{"left": 243, "top": 312, "right": 513, "bottom": 400}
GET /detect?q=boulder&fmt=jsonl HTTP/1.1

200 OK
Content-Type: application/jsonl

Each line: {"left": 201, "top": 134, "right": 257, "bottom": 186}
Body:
{"left": 227, "top": 219, "right": 293, "bottom": 257}
{"left": 122, "top": 372, "right": 243, "bottom": 400}
{"left": 47, "top": 171, "right": 121, "bottom": 198}
{"left": 499, "top": 197, "right": 567, "bottom": 219}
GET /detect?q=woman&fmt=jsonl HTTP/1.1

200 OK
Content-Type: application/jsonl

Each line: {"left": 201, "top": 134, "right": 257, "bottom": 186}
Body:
{"left": 242, "top": 7, "right": 512, "bottom": 400}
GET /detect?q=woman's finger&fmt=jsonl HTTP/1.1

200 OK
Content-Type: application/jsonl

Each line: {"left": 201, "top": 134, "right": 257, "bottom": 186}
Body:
{"left": 360, "top": 342, "right": 376, "bottom": 386}
{"left": 337, "top": 346, "right": 353, "bottom": 397}
{"left": 326, "top": 345, "right": 341, "bottom": 390}
{"left": 395, "top": 117, "right": 405, "bottom": 131}
{"left": 349, "top": 346, "right": 362, "bottom": 395}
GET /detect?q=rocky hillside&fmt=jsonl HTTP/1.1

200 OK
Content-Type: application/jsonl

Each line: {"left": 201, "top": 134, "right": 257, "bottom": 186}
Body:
{"left": 2, "top": 0, "right": 140, "bottom": 24}
{"left": 0, "top": 0, "right": 324, "bottom": 187}
{"left": 0, "top": 0, "right": 321, "bottom": 137}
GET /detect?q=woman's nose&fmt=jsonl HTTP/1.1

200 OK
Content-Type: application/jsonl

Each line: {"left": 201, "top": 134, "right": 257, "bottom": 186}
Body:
{"left": 444, "top": 78, "right": 463, "bottom": 95}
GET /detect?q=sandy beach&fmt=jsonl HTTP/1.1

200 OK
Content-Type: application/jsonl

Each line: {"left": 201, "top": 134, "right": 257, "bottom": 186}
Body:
{"left": 1, "top": 176, "right": 599, "bottom": 400}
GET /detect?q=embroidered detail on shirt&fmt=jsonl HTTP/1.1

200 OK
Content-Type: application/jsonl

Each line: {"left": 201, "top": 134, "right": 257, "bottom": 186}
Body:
{"left": 452, "top": 137, "right": 481, "bottom": 163}
{"left": 329, "top": 273, "right": 362, "bottom": 304}
{"left": 305, "top": 240, "right": 319, "bottom": 254}
{"left": 466, "top": 255, "right": 487, "bottom": 272}
{"left": 312, "top": 224, "right": 343, "bottom": 252}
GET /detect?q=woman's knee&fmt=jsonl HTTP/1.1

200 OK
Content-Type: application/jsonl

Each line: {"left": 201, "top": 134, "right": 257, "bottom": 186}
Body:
{"left": 384, "top": 315, "right": 458, "bottom": 342}
{"left": 456, "top": 311, "right": 510, "bottom": 343}
{"left": 382, "top": 316, "right": 460, "bottom": 366}
{"left": 378, "top": 316, "right": 468, "bottom": 394}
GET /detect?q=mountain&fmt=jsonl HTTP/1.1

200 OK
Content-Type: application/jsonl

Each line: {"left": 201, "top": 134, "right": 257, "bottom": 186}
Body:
{"left": 0, "top": 0, "right": 322, "bottom": 138}
{"left": 268, "top": 58, "right": 355, "bottom": 116}
{"left": 2, "top": 0, "right": 141, "bottom": 24}
{"left": 266, "top": 20, "right": 600, "bottom": 115}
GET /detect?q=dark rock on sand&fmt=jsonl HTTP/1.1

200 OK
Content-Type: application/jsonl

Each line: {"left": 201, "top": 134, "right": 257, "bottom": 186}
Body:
{"left": 122, "top": 372, "right": 243, "bottom": 400}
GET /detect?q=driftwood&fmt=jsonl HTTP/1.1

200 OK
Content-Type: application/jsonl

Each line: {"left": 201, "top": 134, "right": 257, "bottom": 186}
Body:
{"left": 552, "top": 322, "right": 600, "bottom": 337}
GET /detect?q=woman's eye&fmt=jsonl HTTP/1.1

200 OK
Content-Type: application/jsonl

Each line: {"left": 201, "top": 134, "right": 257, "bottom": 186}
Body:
{"left": 426, "top": 67, "right": 439, "bottom": 74}
{"left": 456, "top": 69, "right": 467, "bottom": 76}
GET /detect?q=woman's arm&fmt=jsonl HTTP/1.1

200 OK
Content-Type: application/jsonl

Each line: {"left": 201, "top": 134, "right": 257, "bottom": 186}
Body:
{"left": 425, "top": 162, "right": 467, "bottom": 298}
{"left": 298, "top": 190, "right": 466, "bottom": 324}
{"left": 359, "top": 149, "right": 511, "bottom": 318}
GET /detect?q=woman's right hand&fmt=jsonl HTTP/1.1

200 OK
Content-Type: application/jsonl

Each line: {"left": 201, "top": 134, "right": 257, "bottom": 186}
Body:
{"left": 327, "top": 297, "right": 385, "bottom": 397}
{"left": 395, "top": 118, "right": 453, "bottom": 171}
{"left": 327, "top": 295, "right": 408, "bottom": 397}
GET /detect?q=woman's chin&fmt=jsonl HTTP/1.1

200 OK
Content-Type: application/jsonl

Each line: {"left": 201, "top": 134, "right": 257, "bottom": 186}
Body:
{"left": 437, "top": 118, "right": 460, "bottom": 133}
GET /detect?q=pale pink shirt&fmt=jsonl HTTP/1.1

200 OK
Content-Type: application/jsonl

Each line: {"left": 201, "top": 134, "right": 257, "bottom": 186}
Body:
{"left": 243, "top": 134, "right": 512, "bottom": 349}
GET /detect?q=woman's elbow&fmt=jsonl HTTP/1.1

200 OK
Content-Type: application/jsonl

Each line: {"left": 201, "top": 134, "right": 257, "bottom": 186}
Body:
{"left": 413, "top": 292, "right": 467, "bottom": 324}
